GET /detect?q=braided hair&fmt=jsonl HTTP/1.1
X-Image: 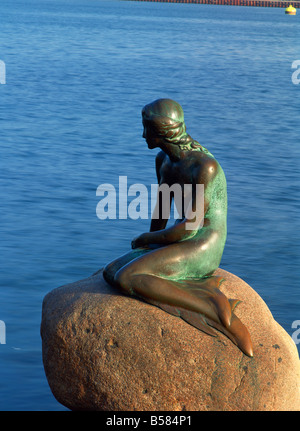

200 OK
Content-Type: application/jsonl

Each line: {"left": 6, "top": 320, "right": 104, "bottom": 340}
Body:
{"left": 142, "top": 99, "right": 205, "bottom": 152}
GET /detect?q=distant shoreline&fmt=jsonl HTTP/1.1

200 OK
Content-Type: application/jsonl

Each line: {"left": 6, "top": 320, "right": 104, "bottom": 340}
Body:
{"left": 128, "top": 0, "right": 300, "bottom": 8}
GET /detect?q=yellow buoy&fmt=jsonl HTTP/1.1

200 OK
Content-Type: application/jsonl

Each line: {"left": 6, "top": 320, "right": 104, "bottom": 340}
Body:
{"left": 285, "top": 4, "right": 296, "bottom": 14}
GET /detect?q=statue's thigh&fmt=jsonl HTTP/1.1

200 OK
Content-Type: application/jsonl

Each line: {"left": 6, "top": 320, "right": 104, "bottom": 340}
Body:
{"left": 121, "top": 243, "right": 199, "bottom": 279}
{"left": 103, "top": 248, "right": 148, "bottom": 279}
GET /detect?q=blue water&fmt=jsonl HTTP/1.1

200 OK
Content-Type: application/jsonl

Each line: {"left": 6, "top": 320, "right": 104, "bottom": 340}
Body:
{"left": 0, "top": 0, "right": 299, "bottom": 410}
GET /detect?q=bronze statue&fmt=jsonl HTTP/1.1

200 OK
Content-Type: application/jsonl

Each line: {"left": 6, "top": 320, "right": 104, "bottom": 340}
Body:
{"left": 103, "top": 98, "right": 253, "bottom": 357}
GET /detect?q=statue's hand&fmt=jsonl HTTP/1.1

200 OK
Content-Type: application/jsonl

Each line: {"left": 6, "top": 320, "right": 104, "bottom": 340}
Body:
{"left": 131, "top": 233, "right": 148, "bottom": 249}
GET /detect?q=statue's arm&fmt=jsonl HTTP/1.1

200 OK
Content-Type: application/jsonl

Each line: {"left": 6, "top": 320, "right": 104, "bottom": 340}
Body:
{"left": 134, "top": 217, "right": 198, "bottom": 248}
{"left": 150, "top": 151, "right": 170, "bottom": 232}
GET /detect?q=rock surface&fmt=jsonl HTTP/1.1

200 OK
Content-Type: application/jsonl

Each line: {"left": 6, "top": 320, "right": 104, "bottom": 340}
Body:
{"left": 41, "top": 268, "right": 300, "bottom": 411}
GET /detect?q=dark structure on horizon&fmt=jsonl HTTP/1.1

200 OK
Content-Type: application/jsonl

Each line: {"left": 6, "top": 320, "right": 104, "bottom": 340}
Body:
{"left": 130, "top": 0, "right": 300, "bottom": 8}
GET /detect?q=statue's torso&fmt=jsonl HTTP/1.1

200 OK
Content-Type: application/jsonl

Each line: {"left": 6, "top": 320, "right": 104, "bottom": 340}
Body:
{"left": 157, "top": 149, "right": 227, "bottom": 237}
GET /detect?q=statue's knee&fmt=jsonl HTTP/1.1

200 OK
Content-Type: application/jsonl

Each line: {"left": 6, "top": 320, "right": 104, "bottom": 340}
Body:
{"left": 114, "top": 268, "right": 133, "bottom": 294}
{"left": 103, "top": 263, "right": 115, "bottom": 285}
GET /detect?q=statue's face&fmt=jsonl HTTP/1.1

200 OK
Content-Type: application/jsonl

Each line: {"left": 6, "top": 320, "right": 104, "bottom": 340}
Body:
{"left": 142, "top": 122, "right": 163, "bottom": 149}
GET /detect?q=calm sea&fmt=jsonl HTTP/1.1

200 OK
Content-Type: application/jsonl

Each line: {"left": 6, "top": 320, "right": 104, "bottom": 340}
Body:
{"left": 0, "top": 0, "right": 299, "bottom": 410}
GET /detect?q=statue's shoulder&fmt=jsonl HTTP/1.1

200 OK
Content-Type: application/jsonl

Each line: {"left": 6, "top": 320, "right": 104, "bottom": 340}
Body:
{"left": 193, "top": 152, "right": 222, "bottom": 182}
{"left": 194, "top": 150, "right": 217, "bottom": 167}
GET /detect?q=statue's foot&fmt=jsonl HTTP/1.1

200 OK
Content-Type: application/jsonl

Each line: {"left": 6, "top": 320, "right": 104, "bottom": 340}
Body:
{"left": 145, "top": 276, "right": 253, "bottom": 357}
{"left": 186, "top": 276, "right": 232, "bottom": 329}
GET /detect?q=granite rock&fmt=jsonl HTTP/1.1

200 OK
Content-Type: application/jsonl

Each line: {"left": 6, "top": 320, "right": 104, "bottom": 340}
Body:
{"left": 41, "top": 268, "right": 300, "bottom": 411}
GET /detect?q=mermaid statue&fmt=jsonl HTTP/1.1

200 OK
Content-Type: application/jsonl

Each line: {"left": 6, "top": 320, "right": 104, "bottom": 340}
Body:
{"left": 103, "top": 98, "right": 253, "bottom": 357}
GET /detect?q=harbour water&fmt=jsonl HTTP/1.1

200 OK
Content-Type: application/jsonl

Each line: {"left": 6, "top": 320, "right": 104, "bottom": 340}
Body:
{"left": 0, "top": 0, "right": 299, "bottom": 410}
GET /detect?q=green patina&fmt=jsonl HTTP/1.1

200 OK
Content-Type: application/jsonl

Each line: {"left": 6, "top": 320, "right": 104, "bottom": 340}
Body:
{"left": 103, "top": 98, "right": 253, "bottom": 357}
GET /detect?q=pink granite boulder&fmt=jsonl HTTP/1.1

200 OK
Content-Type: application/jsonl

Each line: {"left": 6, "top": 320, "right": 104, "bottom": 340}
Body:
{"left": 41, "top": 268, "right": 300, "bottom": 411}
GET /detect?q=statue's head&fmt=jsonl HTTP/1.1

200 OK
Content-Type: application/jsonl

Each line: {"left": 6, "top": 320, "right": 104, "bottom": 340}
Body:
{"left": 142, "top": 99, "right": 187, "bottom": 146}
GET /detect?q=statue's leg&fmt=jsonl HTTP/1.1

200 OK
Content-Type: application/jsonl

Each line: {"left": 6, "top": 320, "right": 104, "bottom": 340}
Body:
{"left": 103, "top": 246, "right": 155, "bottom": 285}
{"left": 113, "top": 243, "right": 253, "bottom": 357}
{"left": 113, "top": 243, "right": 225, "bottom": 324}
